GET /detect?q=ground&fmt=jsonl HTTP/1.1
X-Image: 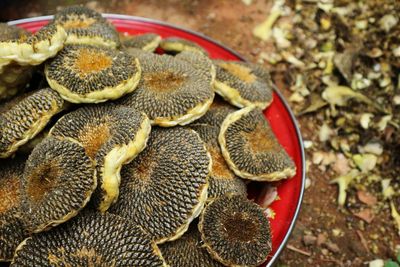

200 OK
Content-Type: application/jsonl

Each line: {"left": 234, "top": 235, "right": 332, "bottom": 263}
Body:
{"left": 1, "top": 0, "right": 399, "bottom": 266}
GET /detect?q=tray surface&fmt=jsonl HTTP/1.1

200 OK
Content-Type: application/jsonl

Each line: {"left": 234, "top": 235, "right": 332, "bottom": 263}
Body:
{"left": 9, "top": 14, "right": 306, "bottom": 266}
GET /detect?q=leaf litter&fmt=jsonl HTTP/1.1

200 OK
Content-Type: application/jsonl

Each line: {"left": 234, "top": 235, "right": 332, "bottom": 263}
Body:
{"left": 252, "top": 0, "right": 400, "bottom": 263}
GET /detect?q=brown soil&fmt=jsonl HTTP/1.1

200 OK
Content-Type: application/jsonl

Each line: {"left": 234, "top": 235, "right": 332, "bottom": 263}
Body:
{"left": 1, "top": 1, "right": 398, "bottom": 266}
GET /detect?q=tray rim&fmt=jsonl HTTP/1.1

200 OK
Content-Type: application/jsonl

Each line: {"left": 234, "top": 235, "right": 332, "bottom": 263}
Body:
{"left": 8, "top": 13, "right": 306, "bottom": 266}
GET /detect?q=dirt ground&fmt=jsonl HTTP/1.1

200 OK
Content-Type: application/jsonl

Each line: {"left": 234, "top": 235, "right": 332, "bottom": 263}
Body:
{"left": 1, "top": 1, "right": 399, "bottom": 266}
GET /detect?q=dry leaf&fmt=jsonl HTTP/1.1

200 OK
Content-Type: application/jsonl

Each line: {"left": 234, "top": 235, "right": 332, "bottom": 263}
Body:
{"left": 312, "top": 151, "right": 336, "bottom": 166}
{"left": 332, "top": 153, "right": 351, "bottom": 175}
{"left": 357, "top": 191, "right": 377, "bottom": 206}
{"left": 317, "top": 233, "right": 327, "bottom": 246}
{"left": 326, "top": 242, "right": 340, "bottom": 253}
{"left": 257, "top": 185, "right": 278, "bottom": 208}
{"left": 358, "top": 142, "right": 383, "bottom": 156}
{"left": 356, "top": 230, "right": 370, "bottom": 253}
{"left": 354, "top": 209, "right": 375, "bottom": 223}
{"left": 303, "top": 234, "right": 317, "bottom": 246}
{"left": 298, "top": 94, "right": 328, "bottom": 115}
{"left": 334, "top": 49, "right": 357, "bottom": 82}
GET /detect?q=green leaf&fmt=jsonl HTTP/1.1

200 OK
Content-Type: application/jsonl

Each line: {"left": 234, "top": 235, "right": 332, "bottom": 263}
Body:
{"left": 397, "top": 252, "right": 400, "bottom": 263}
{"left": 384, "top": 260, "right": 400, "bottom": 267}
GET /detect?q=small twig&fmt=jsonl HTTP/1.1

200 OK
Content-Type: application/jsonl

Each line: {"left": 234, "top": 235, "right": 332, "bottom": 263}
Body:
{"left": 320, "top": 258, "right": 343, "bottom": 265}
{"left": 356, "top": 230, "right": 370, "bottom": 254}
{"left": 286, "top": 244, "right": 312, "bottom": 256}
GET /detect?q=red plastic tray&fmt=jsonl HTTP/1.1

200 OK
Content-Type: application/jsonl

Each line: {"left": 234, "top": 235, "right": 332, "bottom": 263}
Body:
{"left": 9, "top": 14, "right": 305, "bottom": 266}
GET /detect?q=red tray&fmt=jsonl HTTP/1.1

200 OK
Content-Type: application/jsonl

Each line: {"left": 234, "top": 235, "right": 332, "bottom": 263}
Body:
{"left": 9, "top": 14, "right": 305, "bottom": 267}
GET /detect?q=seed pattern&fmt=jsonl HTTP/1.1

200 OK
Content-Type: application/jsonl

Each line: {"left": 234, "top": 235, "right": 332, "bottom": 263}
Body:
{"left": 117, "top": 53, "right": 213, "bottom": 124}
{"left": 0, "top": 88, "right": 64, "bottom": 158}
{"left": 109, "top": 127, "right": 210, "bottom": 243}
{"left": 50, "top": 104, "right": 151, "bottom": 211}
{"left": 53, "top": 5, "right": 120, "bottom": 48}
{"left": 190, "top": 124, "right": 247, "bottom": 199}
{"left": 21, "top": 137, "right": 96, "bottom": 233}
{"left": 199, "top": 194, "right": 272, "bottom": 267}
{"left": 11, "top": 212, "right": 165, "bottom": 267}
{"left": 214, "top": 60, "right": 274, "bottom": 108}
{"left": 0, "top": 158, "right": 27, "bottom": 261}
{"left": 221, "top": 107, "right": 296, "bottom": 180}
{"left": 45, "top": 44, "right": 138, "bottom": 96}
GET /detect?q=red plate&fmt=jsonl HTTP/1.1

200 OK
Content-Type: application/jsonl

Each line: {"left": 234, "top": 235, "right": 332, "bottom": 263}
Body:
{"left": 9, "top": 15, "right": 305, "bottom": 266}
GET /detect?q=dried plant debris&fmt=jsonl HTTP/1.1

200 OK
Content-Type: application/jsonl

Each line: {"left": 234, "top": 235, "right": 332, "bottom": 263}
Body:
{"left": 253, "top": 0, "right": 285, "bottom": 41}
{"left": 269, "top": 0, "right": 399, "bottom": 234}
{"left": 391, "top": 201, "right": 400, "bottom": 236}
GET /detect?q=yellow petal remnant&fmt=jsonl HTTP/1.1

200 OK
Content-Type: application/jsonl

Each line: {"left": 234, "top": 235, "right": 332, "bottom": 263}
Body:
{"left": 264, "top": 207, "right": 276, "bottom": 219}
{"left": 352, "top": 154, "right": 377, "bottom": 173}
{"left": 390, "top": 201, "right": 400, "bottom": 236}
{"left": 241, "top": 0, "right": 253, "bottom": 6}
{"left": 320, "top": 17, "right": 331, "bottom": 30}
{"left": 281, "top": 51, "right": 305, "bottom": 68}
{"left": 330, "top": 169, "right": 360, "bottom": 206}
{"left": 381, "top": 179, "right": 395, "bottom": 200}
{"left": 377, "top": 115, "right": 392, "bottom": 131}
{"left": 319, "top": 122, "right": 333, "bottom": 142}
{"left": 252, "top": 0, "right": 284, "bottom": 41}
{"left": 369, "top": 259, "right": 385, "bottom": 267}
{"left": 360, "top": 113, "right": 374, "bottom": 129}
